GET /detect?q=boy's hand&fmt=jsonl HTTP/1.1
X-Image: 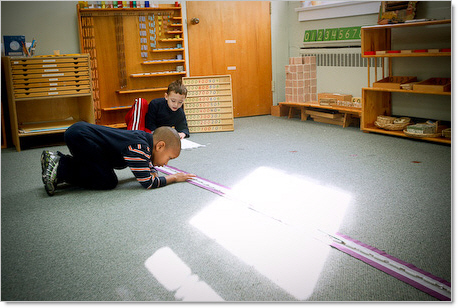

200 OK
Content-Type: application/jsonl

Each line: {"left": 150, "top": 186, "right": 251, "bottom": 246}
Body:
{"left": 166, "top": 172, "right": 196, "bottom": 184}
{"left": 178, "top": 132, "right": 186, "bottom": 139}
{"left": 175, "top": 172, "right": 196, "bottom": 182}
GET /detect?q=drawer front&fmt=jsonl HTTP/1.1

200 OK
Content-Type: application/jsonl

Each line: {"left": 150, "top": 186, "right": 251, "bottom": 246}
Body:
{"left": 12, "top": 79, "right": 91, "bottom": 89}
{"left": 10, "top": 56, "right": 88, "bottom": 66}
{"left": 12, "top": 69, "right": 89, "bottom": 80}
{"left": 14, "top": 88, "right": 91, "bottom": 98}
{"left": 12, "top": 65, "right": 89, "bottom": 74}
{"left": 15, "top": 84, "right": 91, "bottom": 94}
{"left": 9, "top": 55, "right": 92, "bottom": 99}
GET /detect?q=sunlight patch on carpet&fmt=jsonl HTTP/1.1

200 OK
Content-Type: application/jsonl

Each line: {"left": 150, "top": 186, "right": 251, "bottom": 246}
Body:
{"left": 145, "top": 246, "right": 224, "bottom": 301}
{"left": 189, "top": 166, "right": 352, "bottom": 300}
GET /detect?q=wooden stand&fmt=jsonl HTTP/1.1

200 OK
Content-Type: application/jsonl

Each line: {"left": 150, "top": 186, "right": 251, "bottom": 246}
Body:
{"left": 279, "top": 102, "right": 361, "bottom": 128}
{"left": 77, "top": 4, "right": 186, "bottom": 128}
{"left": 2, "top": 54, "right": 95, "bottom": 151}
{"left": 360, "top": 19, "right": 451, "bottom": 144}
{"left": 182, "top": 75, "right": 234, "bottom": 133}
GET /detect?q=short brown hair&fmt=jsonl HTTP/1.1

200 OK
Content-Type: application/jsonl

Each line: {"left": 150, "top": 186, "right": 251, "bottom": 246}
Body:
{"left": 167, "top": 80, "right": 187, "bottom": 97}
{"left": 153, "top": 126, "right": 181, "bottom": 153}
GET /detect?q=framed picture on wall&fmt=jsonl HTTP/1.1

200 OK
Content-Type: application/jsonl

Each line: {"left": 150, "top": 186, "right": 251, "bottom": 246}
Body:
{"left": 3, "top": 35, "right": 25, "bottom": 56}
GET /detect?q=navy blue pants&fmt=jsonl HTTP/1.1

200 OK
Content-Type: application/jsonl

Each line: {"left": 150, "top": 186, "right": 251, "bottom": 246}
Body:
{"left": 56, "top": 124, "right": 119, "bottom": 190}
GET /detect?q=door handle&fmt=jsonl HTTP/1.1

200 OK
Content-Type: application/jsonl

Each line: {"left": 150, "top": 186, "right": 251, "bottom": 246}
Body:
{"left": 191, "top": 17, "right": 200, "bottom": 25}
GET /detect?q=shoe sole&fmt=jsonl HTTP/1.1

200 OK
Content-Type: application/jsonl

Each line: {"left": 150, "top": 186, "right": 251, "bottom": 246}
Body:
{"left": 41, "top": 150, "right": 58, "bottom": 196}
{"left": 44, "top": 182, "right": 55, "bottom": 196}
{"left": 41, "top": 151, "right": 47, "bottom": 184}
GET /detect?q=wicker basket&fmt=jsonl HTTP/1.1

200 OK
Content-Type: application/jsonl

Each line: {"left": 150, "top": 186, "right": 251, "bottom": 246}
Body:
{"left": 375, "top": 121, "right": 410, "bottom": 131}
{"left": 394, "top": 117, "right": 411, "bottom": 124}
{"left": 376, "top": 115, "right": 397, "bottom": 124}
{"left": 442, "top": 128, "right": 451, "bottom": 139}
{"left": 403, "top": 130, "right": 441, "bottom": 138}
{"left": 375, "top": 116, "right": 411, "bottom": 131}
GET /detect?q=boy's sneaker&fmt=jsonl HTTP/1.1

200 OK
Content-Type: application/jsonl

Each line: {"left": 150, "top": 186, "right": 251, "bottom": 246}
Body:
{"left": 41, "top": 150, "right": 60, "bottom": 196}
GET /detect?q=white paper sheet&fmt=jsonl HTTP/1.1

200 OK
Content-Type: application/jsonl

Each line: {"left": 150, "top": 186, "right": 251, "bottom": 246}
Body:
{"left": 181, "top": 139, "right": 205, "bottom": 150}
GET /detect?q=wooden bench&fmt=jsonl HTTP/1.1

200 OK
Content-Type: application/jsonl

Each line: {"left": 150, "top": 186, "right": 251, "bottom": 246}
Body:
{"left": 278, "top": 101, "right": 361, "bottom": 128}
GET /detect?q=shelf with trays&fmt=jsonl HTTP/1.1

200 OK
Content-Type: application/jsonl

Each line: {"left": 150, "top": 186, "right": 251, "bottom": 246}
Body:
{"left": 2, "top": 54, "right": 95, "bottom": 151}
{"left": 363, "top": 51, "right": 451, "bottom": 58}
{"left": 78, "top": 6, "right": 181, "bottom": 14}
{"left": 77, "top": 3, "right": 186, "bottom": 128}
{"left": 130, "top": 71, "right": 186, "bottom": 78}
{"left": 116, "top": 87, "right": 168, "bottom": 94}
{"left": 364, "top": 87, "right": 451, "bottom": 96}
{"left": 160, "top": 38, "right": 183, "bottom": 42}
{"left": 101, "top": 106, "right": 132, "bottom": 111}
{"left": 105, "top": 123, "right": 127, "bottom": 129}
{"left": 360, "top": 19, "right": 451, "bottom": 144}
{"left": 150, "top": 48, "right": 184, "bottom": 53}
{"left": 142, "top": 59, "right": 185, "bottom": 65}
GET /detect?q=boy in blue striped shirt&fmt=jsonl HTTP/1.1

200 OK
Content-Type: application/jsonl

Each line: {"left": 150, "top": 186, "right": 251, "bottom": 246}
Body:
{"left": 41, "top": 121, "right": 194, "bottom": 196}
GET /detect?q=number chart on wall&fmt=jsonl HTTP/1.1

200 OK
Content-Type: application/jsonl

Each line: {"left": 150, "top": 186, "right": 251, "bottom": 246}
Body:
{"left": 304, "top": 26, "right": 361, "bottom": 42}
{"left": 182, "top": 75, "right": 234, "bottom": 133}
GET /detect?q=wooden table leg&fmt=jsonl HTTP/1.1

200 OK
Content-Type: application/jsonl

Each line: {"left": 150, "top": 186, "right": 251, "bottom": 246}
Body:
{"left": 343, "top": 113, "right": 350, "bottom": 128}
{"left": 288, "top": 107, "right": 294, "bottom": 119}
{"left": 300, "top": 107, "right": 308, "bottom": 121}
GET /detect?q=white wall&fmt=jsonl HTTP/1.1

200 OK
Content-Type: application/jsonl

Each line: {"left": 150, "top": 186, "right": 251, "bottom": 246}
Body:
{"left": 1, "top": 1, "right": 81, "bottom": 56}
{"left": 281, "top": 1, "right": 452, "bottom": 121}
{"left": 271, "top": 1, "right": 290, "bottom": 106}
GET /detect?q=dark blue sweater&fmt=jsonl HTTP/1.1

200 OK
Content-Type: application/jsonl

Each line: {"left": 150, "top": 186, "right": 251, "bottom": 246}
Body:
{"left": 145, "top": 97, "right": 190, "bottom": 137}
{"left": 65, "top": 121, "right": 166, "bottom": 189}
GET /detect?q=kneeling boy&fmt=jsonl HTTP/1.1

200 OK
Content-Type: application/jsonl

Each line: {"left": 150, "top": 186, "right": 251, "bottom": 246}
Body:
{"left": 125, "top": 79, "right": 190, "bottom": 139}
{"left": 41, "top": 121, "right": 194, "bottom": 196}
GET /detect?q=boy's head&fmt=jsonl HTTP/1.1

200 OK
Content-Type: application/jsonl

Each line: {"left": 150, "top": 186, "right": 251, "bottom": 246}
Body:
{"left": 165, "top": 80, "right": 187, "bottom": 112}
{"left": 152, "top": 126, "right": 181, "bottom": 166}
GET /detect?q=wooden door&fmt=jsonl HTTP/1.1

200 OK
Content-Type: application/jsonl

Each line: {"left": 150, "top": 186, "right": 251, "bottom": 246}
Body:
{"left": 186, "top": 1, "right": 272, "bottom": 117}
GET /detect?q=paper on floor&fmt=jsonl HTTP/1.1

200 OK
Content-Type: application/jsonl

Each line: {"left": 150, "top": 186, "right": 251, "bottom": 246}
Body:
{"left": 181, "top": 139, "right": 205, "bottom": 150}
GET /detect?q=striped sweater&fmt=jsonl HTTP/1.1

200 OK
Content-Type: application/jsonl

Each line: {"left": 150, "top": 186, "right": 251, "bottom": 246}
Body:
{"left": 123, "top": 143, "right": 167, "bottom": 189}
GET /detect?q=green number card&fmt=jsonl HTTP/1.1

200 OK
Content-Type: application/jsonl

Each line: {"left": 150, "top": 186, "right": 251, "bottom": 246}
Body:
{"left": 316, "top": 29, "right": 324, "bottom": 41}
{"left": 303, "top": 30, "right": 310, "bottom": 42}
{"left": 323, "top": 29, "right": 332, "bottom": 41}
{"left": 354, "top": 27, "right": 361, "bottom": 39}
{"left": 337, "top": 28, "right": 346, "bottom": 41}
{"left": 303, "top": 30, "right": 318, "bottom": 42}
{"left": 329, "top": 28, "right": 338, "bottom": 41}
{"left": 306, "top": 27, "right": 361, "bottom": 42}
{"left": 345, "top": 26, "right": 361, "bottom": 40}
{"left": 309, "top": 30, "right": 317, "bottom": 42}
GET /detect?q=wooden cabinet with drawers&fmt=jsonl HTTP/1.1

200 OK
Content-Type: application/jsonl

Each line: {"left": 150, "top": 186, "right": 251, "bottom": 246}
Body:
{"left": 2, "top": 54, "right": 95, "bottom": 151}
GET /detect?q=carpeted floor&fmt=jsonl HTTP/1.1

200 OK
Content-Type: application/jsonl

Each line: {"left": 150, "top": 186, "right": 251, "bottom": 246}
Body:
{"left": 1, "top": 115, "right": 451, "bottom": 301}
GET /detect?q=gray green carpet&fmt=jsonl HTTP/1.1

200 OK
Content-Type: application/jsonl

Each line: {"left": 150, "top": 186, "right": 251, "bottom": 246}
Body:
{"left": 1, "top": 115, "right": 451, "bottom": 301}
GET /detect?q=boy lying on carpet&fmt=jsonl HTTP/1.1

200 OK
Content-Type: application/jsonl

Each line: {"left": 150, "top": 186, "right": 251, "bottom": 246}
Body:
{"left": 41, "top": 122, "right": 195, "bottom": 196}
{"left": 125, "top": 79, "right": 190, "bottom": 139}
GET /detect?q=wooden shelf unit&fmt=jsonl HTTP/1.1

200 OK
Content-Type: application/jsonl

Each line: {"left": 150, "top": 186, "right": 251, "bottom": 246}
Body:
{"left": 2, "top": 54, "right": 95, "bottom": 151}
{"left": 360, "top": 20, "right": 451, "bottom": 144}
{"left": 77, "top": 3, "right": 186, "bottom": 127}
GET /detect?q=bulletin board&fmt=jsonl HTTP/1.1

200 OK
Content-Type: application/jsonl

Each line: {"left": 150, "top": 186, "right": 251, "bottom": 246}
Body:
{"left": 182, "top": 75, "right": 234, "bottom": 133}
